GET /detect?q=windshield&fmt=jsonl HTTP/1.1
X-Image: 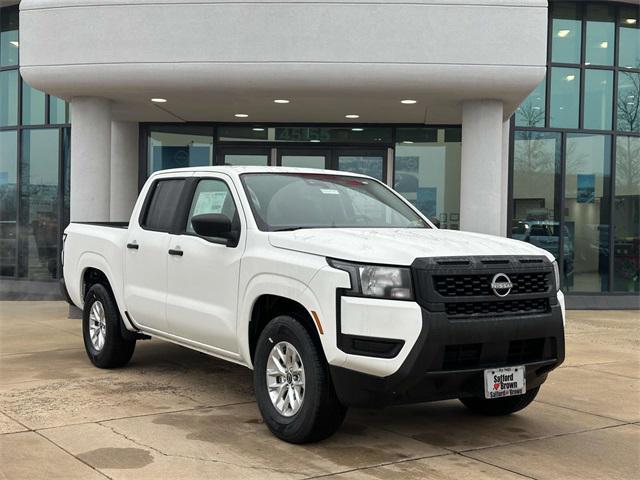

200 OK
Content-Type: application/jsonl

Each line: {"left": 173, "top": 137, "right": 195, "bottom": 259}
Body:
{"left": 240, "top": 173, "right": 429, "bottom": 231}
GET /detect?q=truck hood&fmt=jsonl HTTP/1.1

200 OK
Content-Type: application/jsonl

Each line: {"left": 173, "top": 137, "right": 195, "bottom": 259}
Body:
{"left": 268, "top": 228, "right": 554, "bottom": 265}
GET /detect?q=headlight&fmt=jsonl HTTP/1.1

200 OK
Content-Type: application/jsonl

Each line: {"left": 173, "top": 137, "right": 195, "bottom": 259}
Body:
{"left": 328, "top": 259, "right": 414, "bottom": 300}
{"left": 552, "top": 260, "right": 560, "bottom": 292}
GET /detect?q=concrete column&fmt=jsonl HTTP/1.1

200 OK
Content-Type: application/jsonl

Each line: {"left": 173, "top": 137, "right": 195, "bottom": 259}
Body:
{"left": 460, "top": 100, "right": 505, "bottom": 236}
{"left": 70, "top": 97, "right": 111, "bottom": 222}
{"left": 110, "top": 121, "right": 139, "bottom": 222}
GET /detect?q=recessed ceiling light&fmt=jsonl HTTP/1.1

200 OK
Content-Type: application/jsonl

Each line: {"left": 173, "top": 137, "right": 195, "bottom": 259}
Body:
{"left": 310, "top": 139, "right": 321, "bottom": 143}
{"left": 234, "top": 113, "right": 249, "bottom": 118}
{"left": 401, "top": 99, "right": 417, "bottom": 104}
{"left": 625, "top": 18, "right": 637, "bottom": 25}
{"left": 600, "top": 41, "right": 608, "bottom": 49}
{"left": 9, "top": 41, "right": 19, "bottom": 48}
{"left": 402, "top": 141, "right": 414, "bottom": 144}
{"left": 252, "top": 127, "right": 265, "bottom": 131}
{"left": 345, "top": 114, "right": 360, "bottom": 119}
{"left": 351, "top": 128, "right": 364, "bottom": 132}
{"left": 151, "top": 98, "right": 167, "bottom": 103}
{"left": 565, "top": 74, "right": 575, "bottom": 81}
{"left": 273, "top": 99, "right": 290, "bottom": 104}
{"left": 557, "top": 29, "right": 570, "bottom": 37}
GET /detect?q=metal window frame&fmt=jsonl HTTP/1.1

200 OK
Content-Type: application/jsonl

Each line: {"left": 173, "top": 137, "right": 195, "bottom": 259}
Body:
{"left": 0, "top": 5, "right": 71, "bottom": 282}
{"left": 510, "top": 1, "right": 640, "bottom": 297}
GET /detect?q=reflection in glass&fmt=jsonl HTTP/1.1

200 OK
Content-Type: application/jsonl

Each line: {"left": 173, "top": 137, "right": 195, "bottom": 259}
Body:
{"left": 585, "top": 4, "right": 615, "bottom": 66}
{"left": 511, "top": 132, "right": 564, "bottom": 271}
{"left": 0, "top": 131, "right": 17, "bottom": 276}
{"left": 583, "top": 69, "right": 613, "bottom": 130}
{"left": 0, "top": 70, "right": 18, "bottom": 126}
{"left": 0, "top": 5, "right": 19, "bottom": 67}
{"left": 617, "top": 72, "right": 640, "bottom": 132}
{"left": 614, "top": 136, "right": 639, "bottom": 292}
{"left": 19, "top": 129, "right": 60, "bottom": 280}
{"left": 337, "top": 155, "right": 384, "bottom": 181}
{"left": 618, "top": 7, "right": 640, "bottom": 69}
{"left": 148, "top": 126, "right": 213, "bottom": 174}
{"left": 22, "top": 80, "right": 46, "bottom": 125}
{"left": 551, "top": 3, "right": 581, "bottom": 64}
{"left": 564, "top": 134, "right": 611, "bottom": 292}
{"left": 516, "top": 79, "right": 546, "bottom": 127}
{"left": 394, "top": 128, "right": 461, "bottom": 228}
{"left": 281, "top": 155, "right": 327, "bottom": 169}
{"left": 550, "top": 67, "right": 580, "bottom": 128}
{"left": 223, "top": 154, "right": 268, "bottom": 166}
{"left": 49, "top": 96, "right": 69, "bottom": 124}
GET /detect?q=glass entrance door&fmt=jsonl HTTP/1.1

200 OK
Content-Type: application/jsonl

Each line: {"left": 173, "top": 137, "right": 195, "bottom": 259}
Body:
{"left": 278, "top": 148, "right": 330, "bottom": 169}
{"left": 277, "top": 147, "right": 387, "bottom": 181}
{"left": 216, "top": 147, "right": 271, "bottom": 166}
{"left": 334, "top": 149, "right": 386, "bottom": 181}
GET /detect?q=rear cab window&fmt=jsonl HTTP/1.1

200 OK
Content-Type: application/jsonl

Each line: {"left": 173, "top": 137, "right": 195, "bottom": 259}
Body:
{"left": 140, "top": 178, "right": 186, "bottom": 232}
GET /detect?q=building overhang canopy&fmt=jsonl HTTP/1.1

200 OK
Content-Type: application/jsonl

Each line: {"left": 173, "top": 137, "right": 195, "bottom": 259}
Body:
{"left": 19, "top": 0, "right": 549, "bottom": 123}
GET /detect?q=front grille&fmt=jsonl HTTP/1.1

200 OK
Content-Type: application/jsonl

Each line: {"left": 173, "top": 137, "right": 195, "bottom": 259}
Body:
{"left": 440, "top": 338, "right": 556, "bottom": 371}
{"left": 443, "top": 343, "right": 482, "bottom": 370}
{"left": 508, "top": 338, "right": 546, "bottom": 364}
{"left": 434, "top": 271, "right": 549, "bottom": 297}
{"left": 445, "top": 297, "right": 550, "bottom": 318}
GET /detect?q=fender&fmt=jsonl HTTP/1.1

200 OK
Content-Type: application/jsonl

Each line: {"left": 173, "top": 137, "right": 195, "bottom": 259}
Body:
{"left": 238, "top": 272, "right": 345, "bottom": 369}
{"left": 76, "top": 251, "right": 135, "bottom": 332}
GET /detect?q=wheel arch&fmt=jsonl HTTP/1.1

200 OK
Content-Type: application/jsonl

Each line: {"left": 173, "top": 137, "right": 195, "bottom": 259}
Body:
{"left": 248, "top": 294, "right": 322, "bottom": 366}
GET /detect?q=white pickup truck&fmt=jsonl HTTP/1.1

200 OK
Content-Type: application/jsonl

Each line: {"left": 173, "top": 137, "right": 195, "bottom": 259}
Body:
{"left": 62, "top": 166, "right": 565, "bottom": 443}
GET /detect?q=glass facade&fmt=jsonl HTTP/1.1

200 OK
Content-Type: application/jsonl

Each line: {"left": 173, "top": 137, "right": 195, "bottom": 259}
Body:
{"left": 511, "top": 1, "right": 640, "bottom": 294}
{"left": 143, "top": 125, "right": 461, "bottom": 224}
{"left": 0, "top": 5, "right": 70, "bottom": 292}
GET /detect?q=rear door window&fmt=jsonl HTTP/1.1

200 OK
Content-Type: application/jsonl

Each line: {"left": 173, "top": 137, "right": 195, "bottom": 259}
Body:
{"left": 141, "top": 179, "right": 185, "bottom": 231}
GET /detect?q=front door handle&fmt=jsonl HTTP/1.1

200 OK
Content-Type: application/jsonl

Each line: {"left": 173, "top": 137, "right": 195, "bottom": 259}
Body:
{"left": 168, "top": 249, "right": 183, "bottom": 256}
{"left": 127, "top": 243, "right": 139, "bottom": 250}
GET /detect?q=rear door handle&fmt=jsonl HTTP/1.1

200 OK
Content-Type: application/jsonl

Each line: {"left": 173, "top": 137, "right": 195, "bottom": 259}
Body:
{"left": 168, "top": 249, "right": 183, "bottom": 256}
{"left": 127, "top": 243, "right": 139, "bottom": 250}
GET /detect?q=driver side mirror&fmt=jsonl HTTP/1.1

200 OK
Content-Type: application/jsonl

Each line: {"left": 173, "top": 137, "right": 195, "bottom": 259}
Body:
{"left": 191, "top": 214, "right": 237, "bottom": 246}
{"left": 429, "top": 217, "right": 441, "bottom": 229}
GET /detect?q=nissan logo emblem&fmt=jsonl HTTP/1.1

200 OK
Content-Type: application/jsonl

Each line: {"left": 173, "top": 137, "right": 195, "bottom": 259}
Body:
{"left": 491, "top": 273, "right": 513, "bottom": 297}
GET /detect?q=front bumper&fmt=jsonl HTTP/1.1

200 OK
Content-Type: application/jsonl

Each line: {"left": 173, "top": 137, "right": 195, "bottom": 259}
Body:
{"left": 330, "top": 303, "right": 565, "bottom": 408}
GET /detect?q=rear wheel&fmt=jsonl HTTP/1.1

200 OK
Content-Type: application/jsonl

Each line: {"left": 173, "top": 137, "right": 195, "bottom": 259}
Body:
{"left": 254, "top": 315, "right": 347, "bottom": 443}
{"left": 459, "top": 387, "right": 540, "bottom": 416}
{"left": 83, "top": 284, "right": 136, "bottom": 368}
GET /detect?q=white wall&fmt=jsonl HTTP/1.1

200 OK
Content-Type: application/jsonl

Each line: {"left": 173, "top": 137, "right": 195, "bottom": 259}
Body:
{"left": 19, "top": 0, "right": 548, "bottom": 124}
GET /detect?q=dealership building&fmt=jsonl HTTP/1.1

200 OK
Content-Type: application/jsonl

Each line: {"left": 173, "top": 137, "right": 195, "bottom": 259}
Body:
{"left": 0, "top": 0, "right": 638, "bottom": 308}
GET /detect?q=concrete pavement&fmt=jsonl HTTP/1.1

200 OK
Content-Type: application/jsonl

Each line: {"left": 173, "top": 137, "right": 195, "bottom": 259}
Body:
{"left": 0, "top": 302, "right": 638, "bottom": 479}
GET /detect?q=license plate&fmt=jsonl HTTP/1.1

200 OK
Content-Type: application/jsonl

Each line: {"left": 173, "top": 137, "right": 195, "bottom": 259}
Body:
{"left": 484, "top": 366, "right": 526, "bottom": 399}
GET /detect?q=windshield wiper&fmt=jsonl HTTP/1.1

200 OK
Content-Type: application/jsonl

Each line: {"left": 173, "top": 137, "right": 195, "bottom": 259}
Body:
{"left": 271, "top": 226, "right": 313, "bottom": 232}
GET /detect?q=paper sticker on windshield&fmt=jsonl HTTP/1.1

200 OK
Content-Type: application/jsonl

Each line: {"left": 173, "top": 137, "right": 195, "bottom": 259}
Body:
{"left": 320, "top": 189, "right": 340, "bottom": 195}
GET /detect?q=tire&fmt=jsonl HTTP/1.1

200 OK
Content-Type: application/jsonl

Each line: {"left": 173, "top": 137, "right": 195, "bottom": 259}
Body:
{"left": 83, "top": 284, "right": 136, "bottom": 369}
{"left": 253, "top": 315, "right": 347, "bottom": 443}
{"left": 459, "top": 386, "right": 540, "bottom": 416}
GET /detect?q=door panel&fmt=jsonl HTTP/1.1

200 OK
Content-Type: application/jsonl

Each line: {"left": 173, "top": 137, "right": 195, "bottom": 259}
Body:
{"left": 124, "top": 177, "right": 187, "bottom": 332}
{"left": 166, "top": 176, "right": 244, "bottom": 353}
{"left": 124, "top": 227, "right": 170, "bottom": 331}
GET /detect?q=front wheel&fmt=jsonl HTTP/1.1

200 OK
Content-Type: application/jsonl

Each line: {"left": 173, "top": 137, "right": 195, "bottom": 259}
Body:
{"left": 459, "top": 386, "right": 540, "bottom": 416}
{"left": 253, "top": 315, "right": 347, "bottom": 443}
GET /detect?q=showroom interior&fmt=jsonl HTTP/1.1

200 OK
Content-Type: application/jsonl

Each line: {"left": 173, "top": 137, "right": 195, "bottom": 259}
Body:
{"left": 0, "top": 1, "right": 638, "bottom": 307}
